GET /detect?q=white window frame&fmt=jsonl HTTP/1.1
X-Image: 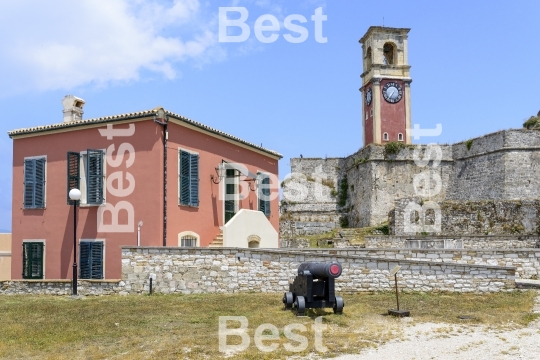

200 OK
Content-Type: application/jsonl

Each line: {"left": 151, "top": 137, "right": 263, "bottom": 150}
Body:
{"left": 23, "top": 155, "right": 47, "bottom": 209}
{"left": 398, "top": 133, "right": 404, "bottom": 141}
{"left": 78, "top": 239, "right": 106, "bottom": 278}
{"left": 383, "top": 132, "right": 389, "bottom": 141}
{"left": 78, "top": 150, "right": 107, "bottom": 207}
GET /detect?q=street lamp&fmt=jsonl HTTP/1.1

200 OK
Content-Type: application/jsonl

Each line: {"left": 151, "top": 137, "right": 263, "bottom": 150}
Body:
{"left": 68, "top": 188, "right": 81, "bottom": 296}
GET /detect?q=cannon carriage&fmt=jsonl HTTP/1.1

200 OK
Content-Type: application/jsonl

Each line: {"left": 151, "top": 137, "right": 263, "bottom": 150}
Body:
{"left": 282, "top": 262, "right": 344, "bottom": 316}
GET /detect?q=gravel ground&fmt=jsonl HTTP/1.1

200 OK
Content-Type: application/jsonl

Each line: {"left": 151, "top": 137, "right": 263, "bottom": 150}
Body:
{"left": 324, "top": 291, "right": 540, "bottom": 360}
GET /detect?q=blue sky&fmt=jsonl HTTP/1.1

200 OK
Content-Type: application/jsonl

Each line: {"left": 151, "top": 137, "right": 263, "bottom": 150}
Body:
{"left": 0, "top": 0, "right": 539, "bottom": 231}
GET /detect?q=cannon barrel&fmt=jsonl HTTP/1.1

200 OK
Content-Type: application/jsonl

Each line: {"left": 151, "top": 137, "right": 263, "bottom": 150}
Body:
{"left": 297, "top": 262, "right": 342, "bottom": 278}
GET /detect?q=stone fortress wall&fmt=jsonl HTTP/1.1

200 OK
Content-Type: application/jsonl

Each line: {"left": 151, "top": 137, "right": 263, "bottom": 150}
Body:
{"left": 281, "top": 129, "right": 540, "bottom": 239}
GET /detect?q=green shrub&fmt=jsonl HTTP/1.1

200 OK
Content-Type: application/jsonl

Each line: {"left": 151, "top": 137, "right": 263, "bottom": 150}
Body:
{"left": 337, "top": 176, "right": 348, "bottom": 207}
{"left": 523, "top": 116, "right": 540, "bottom": 129}
{"left": 384, "top": 141, "right": 406, "bottom": 158}
{"left": 465, "top": 139, "right": 473, "bottom": 151}
{"left": 374, "top": 223, "right": 390, "bottom": 235}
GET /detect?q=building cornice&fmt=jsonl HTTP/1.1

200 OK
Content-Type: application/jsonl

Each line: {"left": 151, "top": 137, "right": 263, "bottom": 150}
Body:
{"left": 8, "top": 108, "right": 283, "bottom": 159}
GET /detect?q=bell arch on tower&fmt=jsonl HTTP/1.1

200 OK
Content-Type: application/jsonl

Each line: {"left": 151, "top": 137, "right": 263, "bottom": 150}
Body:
{"left": 383, "top": 42, "right": 396, "bottom": 65}
{"left": 365, "top": 46, "right": 373, "bottom": 69}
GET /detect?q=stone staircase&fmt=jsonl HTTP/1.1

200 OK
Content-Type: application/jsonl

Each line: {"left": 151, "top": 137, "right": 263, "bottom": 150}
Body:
{"left": 315, "top": 228, "right": 371, "bottom": 247}
{"left": 334, "top": 228, "right": 373, "bottom": 246}
{"left": 209, "top": 230, "right": 223, "bottom": 247}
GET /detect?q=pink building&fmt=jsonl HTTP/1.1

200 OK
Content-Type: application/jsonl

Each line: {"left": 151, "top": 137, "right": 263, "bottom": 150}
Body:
{"left": 8, "top": 96, "right": 281, "bottom": 280}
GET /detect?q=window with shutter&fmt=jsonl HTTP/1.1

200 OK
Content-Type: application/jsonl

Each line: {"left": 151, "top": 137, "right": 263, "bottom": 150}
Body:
{"left": 67, "top": 152, "right": 80, "bottom": 205}
{"left": 79, "top": 241, "right": 104, "bottom": 279}
{"left": 67, "top": 150, "right": 105, "bottom": 206}
{"left": 86, "top": 150, "right": 104, "bottom": 205}
{"left": 179, "top": 150, "right": 199, "bottom": 207}
{"left": 258, "top": 173, "right": 271, "bottom": 216}
{"left": 23, "top": 157, "right": 46, "bottom": 209}
{"left": 224, "top": 168, "right": 236, "bottom": 223}
{"left": 23, "top": 159, "right": 35, "bottom": 208}
{"left": 190, "top": 153, "right": 199, "bottom": 207}
{"left": 22, "top": 242, "right": 44, "bottom": 279}
{"left": 34, "top": 158, "right": 45, "bottom": 208}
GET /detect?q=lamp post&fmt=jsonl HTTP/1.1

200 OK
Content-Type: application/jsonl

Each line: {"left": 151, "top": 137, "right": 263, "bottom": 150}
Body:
{"left": 68, "top": 188, "right": 82, "bottom": 296}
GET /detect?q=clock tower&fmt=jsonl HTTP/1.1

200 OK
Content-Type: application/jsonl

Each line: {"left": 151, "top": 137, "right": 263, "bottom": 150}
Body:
{"left": 360, "top": 26, "right": 412, "bottom": 145}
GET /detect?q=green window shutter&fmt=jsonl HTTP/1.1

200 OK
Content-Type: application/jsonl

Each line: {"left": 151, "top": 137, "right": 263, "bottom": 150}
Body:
{"left": 258, "top": 174, "right": 265, "bottom": 215}
{"left": 91, "top": 242, "right": 104, "bottom": 279}
{"left": 189, "top": 153, "right": 199, "bottom": 207}
{"left": 225, "top": 169, "right": 236, "bottom": 223}
{"left": 179, "top": 151, "right": 190, "bottom": 205}
{"left": 67, "top": 152, "right": 80, "bottom": 205}
{"left": 86, "top": 150, "right": 104, "bottom": 205}
{"left": 258, "top": 174, "right": 271, "bottom": 216}
{"left": 34, "top": 158, "right": 45, "bottom": 208}
{"left": 22, "top": 242, "right": 43, "bottom": 279}
{"left": 23, "top": 159, "right": 35, "bottom": 208}
{"left": 79, "top": 242, "right": 91, "bottom": 279}
{"left": 22, "top": 243, "right": 29, "bottom": 278}
{"left": 264, "top": 176, "right": 271, "bottom": 216}
{"left": 80, "top": 242, "right": 104, "bottom": 279}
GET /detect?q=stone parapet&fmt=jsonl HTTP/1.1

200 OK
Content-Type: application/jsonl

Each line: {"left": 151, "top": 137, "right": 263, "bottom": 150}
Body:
{"left": 365, "top": 235, "right": 540, "bottom": 249}
{"left": 118, "top": 247, "right": 514, "bottom": 294}
{"left": 0, "top": 247, "right": 517, "bottom": 295}
{"left": 0, "top": 279, "right": 122, "bottom": 295}
{"left": 282, "top": 248, "right": 540, "bottom": 279}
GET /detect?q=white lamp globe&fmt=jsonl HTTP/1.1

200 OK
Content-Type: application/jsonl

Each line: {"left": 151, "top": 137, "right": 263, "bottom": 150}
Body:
{"left": 69, "top": 188, "right": 82, "bottom": 201}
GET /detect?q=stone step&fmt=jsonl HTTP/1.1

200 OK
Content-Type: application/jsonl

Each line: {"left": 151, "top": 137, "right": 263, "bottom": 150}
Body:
{"left": 208, "top": 230, "right": 224, "bottom": 248}
{"left": 516, "top": 279, "right": 540, "bottom": 289}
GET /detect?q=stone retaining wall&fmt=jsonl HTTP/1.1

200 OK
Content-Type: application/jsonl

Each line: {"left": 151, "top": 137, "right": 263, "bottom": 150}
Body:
{"left": 0, "top": 280, "right": 122, "bottom": 295}
{"left": 365, "top": 235, "right": 540, "bottom": 249}
{"left": 284, "top": 248, "right": 540, "bottom": 279}
{"left": 0, "top": 247, "right": 519, "bottom": 295}
{"left": 120, "top": 247, "right": 514, "bottom": 294}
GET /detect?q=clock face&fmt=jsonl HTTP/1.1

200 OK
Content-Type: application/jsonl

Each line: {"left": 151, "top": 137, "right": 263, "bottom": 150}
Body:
{"left": 365, "top": 88, "right": 372, "bottom": 106}
{"left": 382, "top": 82, "right": 403, "bottom": 104}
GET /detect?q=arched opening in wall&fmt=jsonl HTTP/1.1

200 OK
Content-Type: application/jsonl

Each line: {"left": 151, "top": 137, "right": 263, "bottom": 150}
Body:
{"left": 383, "top": 42, "right": 396, "bottom": 65}
{"left": 178, "top": 231, "right": 200, "bottom": 247}
{"left": 424, "top": 208, "right": 436, "bottom": 226}
{"left": 366, "top": 47, "right": 372, "bottom": 68}
{"left": 247, "top": 235, "right": 261, "bottom": 248}
{"left": 398, "top": 133, "right": 404, "bottom": 141}
{"left": 383, "top": 132, "right": 389, "bottom": 141}
{"left": 410, "top": 210, "right": 420, "bottom": 225}
{"left": 248, "top": 241, "right": 260, "bottom": 248}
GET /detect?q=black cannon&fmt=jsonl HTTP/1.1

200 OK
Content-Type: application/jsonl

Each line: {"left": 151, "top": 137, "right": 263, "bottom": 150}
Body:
{"left": 282, "top": 262, "right": 344, "bottom": 316}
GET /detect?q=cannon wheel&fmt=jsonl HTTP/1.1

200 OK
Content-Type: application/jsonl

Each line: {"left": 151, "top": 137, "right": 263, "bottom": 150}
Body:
{"left": 295, "top": 296, "right": 306, "bottom": 316}
{"left": 333, "top": 296, "right": 344, "bottom": 314}
{"left": 283, "top": 292, "right": 294, "bottom": 309}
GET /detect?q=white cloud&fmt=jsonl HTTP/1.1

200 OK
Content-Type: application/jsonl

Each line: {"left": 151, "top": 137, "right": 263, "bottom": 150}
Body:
{"left": 0, "top": 0, "right": 220, "bottom": 95}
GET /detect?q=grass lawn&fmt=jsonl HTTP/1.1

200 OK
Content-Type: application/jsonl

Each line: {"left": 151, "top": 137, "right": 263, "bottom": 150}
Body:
{"left": 0, "top": 291, "right": 538, "bottom": 359}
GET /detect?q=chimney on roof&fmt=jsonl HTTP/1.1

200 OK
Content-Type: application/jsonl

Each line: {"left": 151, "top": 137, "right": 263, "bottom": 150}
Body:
{"left": 62, "top": 95, "right": 85, "bottom": 122}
